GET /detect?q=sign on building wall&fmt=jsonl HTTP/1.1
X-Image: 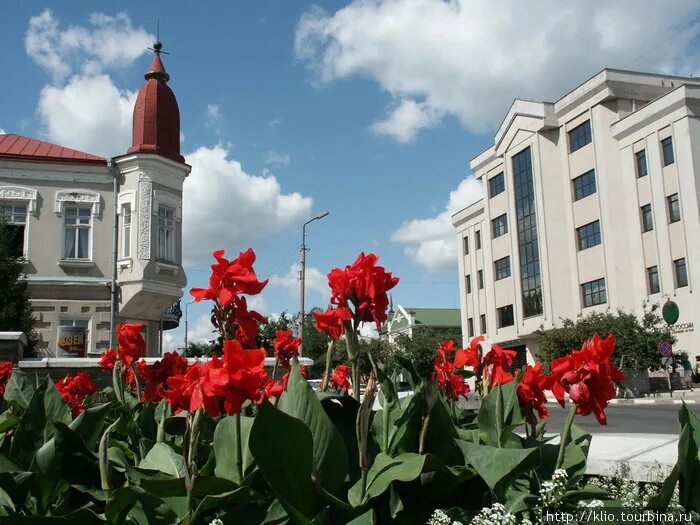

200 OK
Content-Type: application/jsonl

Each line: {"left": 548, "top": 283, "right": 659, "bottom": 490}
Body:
{"left": 56, "top": 326, "right": 87, "bottom": 357}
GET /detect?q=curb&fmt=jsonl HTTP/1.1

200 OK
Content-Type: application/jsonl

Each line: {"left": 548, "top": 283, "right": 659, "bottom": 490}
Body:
{"left": 546, "top": 397, "right": 696, "bottom": 406}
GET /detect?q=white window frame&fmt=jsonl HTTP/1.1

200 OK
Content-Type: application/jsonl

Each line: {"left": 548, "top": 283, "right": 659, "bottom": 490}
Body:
{"left": 153, "top": 190, "right": 181, "bottom": 264}
{"left": 121, "top": 203, "right": 132, "bottom": 258}
{"left": 0, "top": 200, "right": 30, "bottom": 258}
{"left": 0, "top": 186, "right": 38, "bottom": 259}
{"left": 157, "top": 205, "right": 176, "bottom": 263}
{"left": 62, "top": 204, "right": 93, "bottom": 260}
{"left": 55, "top": 190, "right": 99, "bottom": 263}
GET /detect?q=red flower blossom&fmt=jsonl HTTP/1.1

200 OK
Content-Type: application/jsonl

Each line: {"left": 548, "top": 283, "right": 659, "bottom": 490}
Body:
{"left": 313, "top": 306, "right": 352, "bottom": 340}
{"left": 117, "top": 323, "right": 146, "bottom": 366}
{"left": 326, "top": 253, "right": 399, "bottom": 330}
{"left": 272, "top": 330, "right": 301, "bottom": 370}
{"left": 55, "top": 372, "right": 97, "bottom": 417}
{"left": 264, "top": 365, "right": 308, "bottom": 399}
{"left": 482, "top": 345, "right": 517, "bottom": 387}
{"left": 454, "top": 336, "right": 484, "bottom": 368}
{"left": 330, "top": 364, "right": 351, "bottom": 394}
{"left": 138, "top": 352, "right": 189, "bottom": 403}
{"left": 165, "top": 339, "right": 268, "bottom": 416}
{"left": 432, "top": 340, "right": 470, "bottom": 401}
{"left": 517, "top": 363, "right": 552, "bottom": 425}
{"left": 549, "top": 334, "right": 624, "bottom": 425}
{"left": 98, "top": 349, "right": 118, "bottom": 371}
{"left": 0, "top": 362, "right": 12, "bottom": 398}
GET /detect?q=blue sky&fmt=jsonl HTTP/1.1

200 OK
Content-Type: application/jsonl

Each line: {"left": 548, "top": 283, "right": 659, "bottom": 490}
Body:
{"left": 2, "top": 1, "right": 700, "bottom": 349}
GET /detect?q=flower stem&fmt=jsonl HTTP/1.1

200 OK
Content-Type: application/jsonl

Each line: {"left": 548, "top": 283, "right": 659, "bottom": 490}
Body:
{"left": 321, "top": 341, "right": 334, "bottom": 392}
{"left": 418, "top": 412, "right": 431, "bottom": 455}
{"left": 360, "top": 468, "right": 368, "bottom": 502}
{"left": 234, "top": 411, "right": 243, "bottom": 483}
{"left": 556, "top": 404, "right": 577, "bottom": 470}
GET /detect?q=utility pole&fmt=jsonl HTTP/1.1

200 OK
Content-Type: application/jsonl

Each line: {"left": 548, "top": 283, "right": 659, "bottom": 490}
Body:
{"left": 299, "top": 211, "right": 329, "bottom": 356}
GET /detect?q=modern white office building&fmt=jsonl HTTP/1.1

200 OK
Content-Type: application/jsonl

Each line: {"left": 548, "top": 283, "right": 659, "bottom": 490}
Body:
{"left": 0, "top": 46, "right": 189, "bottom": 358}
{"left": 452, "top": 69, "right": 700, "bottom": 366}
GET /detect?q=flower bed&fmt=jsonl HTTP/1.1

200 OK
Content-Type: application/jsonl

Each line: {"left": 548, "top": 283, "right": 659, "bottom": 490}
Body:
{"left": 0, "top": 248, "right": 697, "bottom": 524}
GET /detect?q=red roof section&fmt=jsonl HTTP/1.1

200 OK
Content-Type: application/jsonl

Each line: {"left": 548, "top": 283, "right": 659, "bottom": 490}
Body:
{"left": 0, "top": 134, "right": 106, "bottom": 166}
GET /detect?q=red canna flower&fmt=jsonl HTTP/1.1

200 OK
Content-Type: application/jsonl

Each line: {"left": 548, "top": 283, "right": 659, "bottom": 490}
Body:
{"left": 98, "top": 349, "right": 118, "bottom": 371}
{"left": 549, "top": 334, "right": 623, "bottom": 425}
{"left": 55, "top": 372, "right": 97, "bottom": 417}
{"left": 264, "top": 365, "right": 308, "bottom": 399}
{"left": 330, "top": 364, "right": 352, "bottom": 394}
{"left": 117, "top": 323, "right": 146, "bottom": 366}
{"left": 454, "top": 335, "right": 484, "bottom": 368}
{"left": 272, "top": 330, "right": 301, "bottom": 370}
{"left": 481, "top": 344, "right": 517, "bottom": 387}
{"left": 313, "top": 306, "right": 352, "bottom": 340}
{"left": 138, "top": 352, "right": 189, "bottom": 403}
{"left": 517, "top": 363, "right": 552, "bottom": 426}
{"left": 0, "top": 362, "right": 12, "bottom": 398}
{"left": 326, "top": 253, "right": 399, "bottom": 330}
{"left": 432, "top": 340, "right": 470, "bottom": 401}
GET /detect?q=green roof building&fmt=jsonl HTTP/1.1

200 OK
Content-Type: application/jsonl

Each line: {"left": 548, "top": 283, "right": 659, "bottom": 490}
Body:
{"left": 381, "top": 305, "right": 461, "bottom": 343}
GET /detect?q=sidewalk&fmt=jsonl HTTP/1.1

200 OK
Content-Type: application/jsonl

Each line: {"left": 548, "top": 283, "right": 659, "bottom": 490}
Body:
{"left": 545, "top": 388, "right": 699, "bottom": 406}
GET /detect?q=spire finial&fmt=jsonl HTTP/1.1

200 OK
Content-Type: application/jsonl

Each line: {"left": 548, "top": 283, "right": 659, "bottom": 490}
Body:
{"left": 147, "top": 18, "right": 169, "bottom": 56}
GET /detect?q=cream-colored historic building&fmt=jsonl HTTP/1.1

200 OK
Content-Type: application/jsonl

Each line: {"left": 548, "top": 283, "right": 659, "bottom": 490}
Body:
{"left": 452, "top": 69, "right": 700, "bottom": 366}
{"left": 0, "top": 46, "right": 189, "bottom": 357}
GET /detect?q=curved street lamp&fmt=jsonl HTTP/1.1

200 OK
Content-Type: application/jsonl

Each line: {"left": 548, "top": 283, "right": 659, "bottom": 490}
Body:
{"left": 299, "top": 211, "right": 329, "bottom": 355}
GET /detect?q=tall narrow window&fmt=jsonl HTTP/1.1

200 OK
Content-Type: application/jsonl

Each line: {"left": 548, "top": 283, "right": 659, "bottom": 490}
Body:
{"left": 581, "top": 278, "right": 606, "bottom": 307}
{"left": 568, "top": 120, "right": 592, "bottom": 152}
{"left": 497, "top": 305, "right": 514, "bottom": 328}
{"left": 512, "top": 147, "right": 543, "bottom": 317}
{"left": 640, "top": 204, "right": 653, "bottom": 232}
{"left": 667, "top": 193, "right": 680, "bottom": 223}
{"left": 467, "top": 318, "right": 474, "bottom": 338}
{"left": 492, "top": 213, "right": 508, "bottom": 238}
{"left": 674, "top": 258, "right": 688, "bottom": 288}
{"left": 463, "top": 236, "right": 469, "bottom": 255}
{"left": 63, "top": 206, "right": 91, "bottom": 259}
{"left": 488, "top": 172, "right": 505, "bottom": 198}
{"left": 635, "top": 149, "right": 648, "bottom": 178}
{"left": 0, "top": 202, "right": 27, "bottom": 257}
{"left": 475, "top": 230, "right": 481, "bottom": 250}
{"left": 494, "top": 256, "right": 511, "bottom": 280}
{"left": 576, "top": 220, "right": 601, "bottom": 251}
{"left": 157, "top": 206, "right": 176, "bottom": 262}
{"left": 479, "top": 314, "right": 486, "bottom": 334}
{"left": 647, "top": 266, "right": 660, "bottom": 294}
{"left": 477, "top": 270, "right": 484, "bottom": 289}
{"left": 572, "top": 170, "right": 597, "bottom": 201}
{"left": 122, "top": 204, "right": 131, "bottom": 258}
{"left": 465, "top": 275, "right": 472, "bottom": 294}
{"left": 661, "top": 137, "right": 674, "bottom": 166}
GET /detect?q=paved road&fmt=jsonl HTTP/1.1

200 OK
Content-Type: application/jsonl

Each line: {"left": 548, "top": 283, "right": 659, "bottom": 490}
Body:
{"left": 542, "top": 403, "right": 699, "bottom": 434}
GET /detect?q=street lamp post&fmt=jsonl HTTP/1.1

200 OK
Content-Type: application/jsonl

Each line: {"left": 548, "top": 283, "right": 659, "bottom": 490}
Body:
{"left": 299, "top": 211, "right": 329, "bottom": 355}
{"left": 184, "top": 299, "right": 195, "bottom": 352}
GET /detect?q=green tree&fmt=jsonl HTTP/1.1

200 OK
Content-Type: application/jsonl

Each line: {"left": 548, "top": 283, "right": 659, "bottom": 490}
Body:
{"left": 394, "top": 327, "right": 463, "bottom": 381}
{"left": 535, "top": 305, "right": 675, "bottom": 371}
{"left": 182, "top": 339, "right": 220, "bottom": 358}
{"left": 256, "top": 311, "right": 295, "bottom": 356}
{"left": 0, "top": 221, "right": 38, "bottom": 355}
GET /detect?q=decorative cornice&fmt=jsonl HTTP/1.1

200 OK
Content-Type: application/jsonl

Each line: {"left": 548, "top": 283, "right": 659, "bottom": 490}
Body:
{"left": 137, "top": 179, "right": 152, "bottom": 259}
{"left": 54, "top": 189, "right": 101, "bottom": 216}
{"left": 0, "top": 185, "right": 38, "bottom": 214}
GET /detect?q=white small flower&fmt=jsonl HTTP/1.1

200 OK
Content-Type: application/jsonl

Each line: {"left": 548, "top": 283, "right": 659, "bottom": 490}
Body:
{"left": 209, "top": 520, "right": 224, "bottom": 525}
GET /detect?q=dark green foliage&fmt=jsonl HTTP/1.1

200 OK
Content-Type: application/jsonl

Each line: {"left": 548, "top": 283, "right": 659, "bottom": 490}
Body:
{"left": 536, "top": 305, "right": 675, "bottom": 371}
{"left": 394, "top": 327, "right": 463, "bottom": 380}
{"left": 0, "top": 220, "right": 38, "bottom": 355}
{"left": 182, "top": 339, "right": 220, "bottom": 358}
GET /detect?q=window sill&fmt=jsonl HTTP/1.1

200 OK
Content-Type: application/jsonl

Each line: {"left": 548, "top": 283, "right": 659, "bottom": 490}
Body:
{"left": 155, "top": 260, "right": 179, "bottom": 276}
{"left": 118, "top": 258, "right": 133, "bottom": 272}
{"left": 58, "top": 259, "right": 95, "bottom": 268}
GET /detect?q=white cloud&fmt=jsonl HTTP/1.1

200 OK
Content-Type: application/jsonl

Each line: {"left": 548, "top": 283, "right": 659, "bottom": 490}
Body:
{"left": 0, "top": 128, "right": 6, "bottom": 135}
{"left": 162, "top": 332, "right": 179, "bottom": 353}
{"left": 206, "top": 104, "right": 223, "bottom": 130}
{"left": 268, "top": 117, "right": 283, "bottom": 128}
{"left": 26, "top": 10, "right": 153, "bottom": 82}
{"left": 37, "top": 74, "right": 136, "bottom": 157}
{"left": 183, "top": 145, "right": 313, "bottom": 266}
{"left": 391, "top": 177, "right": 483, "bottom": 272}
{"left": 246, "top": 295, "right": 268, "bottom": 315}
{"left": 295, "top": 0, "right": 700, "bottom": 140}
{"left": 264, "top": 150, "right": 291, "bottom": 167}
{"left": 269, "top": 263, "right": 328, "bottom": 299}
{"left": 371, "top": 99, "right": 442, "bottom": 143}
{"left": 188, "top": 314, "right": 218, "bottom": 343}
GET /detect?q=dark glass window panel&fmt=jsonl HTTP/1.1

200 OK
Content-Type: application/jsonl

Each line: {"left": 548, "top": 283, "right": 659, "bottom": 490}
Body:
{"left": 476, "top": 230, "right": 481, "bottom": 250}
{"left": 494, "top": 256, "right": 511, "bottom": 280}
{"left": 465, "top": 275, "right": 471, "bottom": 294}
{"left": 576, "top": 220, "right": 601, "bottom": 250}
{"left": 667, "top": 193, "right": 680, "bottom": 223}
{"left": 492, "top": 213, "right": 508, "bottom": 238}
{"left": 480, "top": 314, "right": 486, "bottom": 334}
{"left": 467, "top": 318, "right": 474, "bottom": 338}
{"left": 463, "top": 236, "right": 469, "bottom": 255}
{"left": 641, "top": 204, "right": 654, "bottom": 232}
{"left": 512, "top": 147, "right": 543, "bottom": 317}
{"left": 636, "top": 149, "right": 648, "bottom": 177}
{"left": 582, "top": 278, "right": 607, "bottom": 307}
{"left": 674, "top": 258, "right": 688, "bottom": 288}
{"left": 662, "top": 137, "right": 674, "bottom": 166}
{"left": 497, "top": 305, "right": 514, "bottom": 328}
{"left": 489, "top": 172, "right": 505, "bottom": 198}
{"left": 478, "top": 270, "right": 484, "bottom": 289}
{"left": 568, "top": 120, "right": 592, "bottom": 152}
{"left": 647, "top": 266, "right": 660, "bottom": 294}
{"left": 573, "top": 170, "right": 597, "bottom": 201}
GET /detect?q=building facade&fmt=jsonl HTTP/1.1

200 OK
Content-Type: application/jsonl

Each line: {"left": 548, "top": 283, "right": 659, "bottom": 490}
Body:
{"left": 0, "top": 47, "right": 189, "bottom": 357}
{"left": 452, "top": 69, "right": 700, "bottom": 365}
{"left": 381, "top": 305, "right": 461, "bottom": 344}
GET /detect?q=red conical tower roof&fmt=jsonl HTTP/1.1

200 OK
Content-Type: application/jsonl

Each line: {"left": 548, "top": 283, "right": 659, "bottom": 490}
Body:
{"left": 128, "top": 43, "right": 184, "bottom": 163}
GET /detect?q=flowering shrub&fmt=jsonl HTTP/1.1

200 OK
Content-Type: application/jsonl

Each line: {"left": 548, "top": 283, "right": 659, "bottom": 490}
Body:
{"left": 0, "top": 248, "right": 697, "bottom": 524}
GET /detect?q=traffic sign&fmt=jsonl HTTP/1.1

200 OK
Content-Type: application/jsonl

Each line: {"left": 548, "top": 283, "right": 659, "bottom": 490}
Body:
{"left": 658, "top": 341, "right": 673, "bottom": 358}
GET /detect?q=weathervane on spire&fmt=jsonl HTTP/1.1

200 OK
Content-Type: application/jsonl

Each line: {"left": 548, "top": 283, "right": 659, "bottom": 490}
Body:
{"left": 148, "top": 18, "right": 169, "bottom": 55}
